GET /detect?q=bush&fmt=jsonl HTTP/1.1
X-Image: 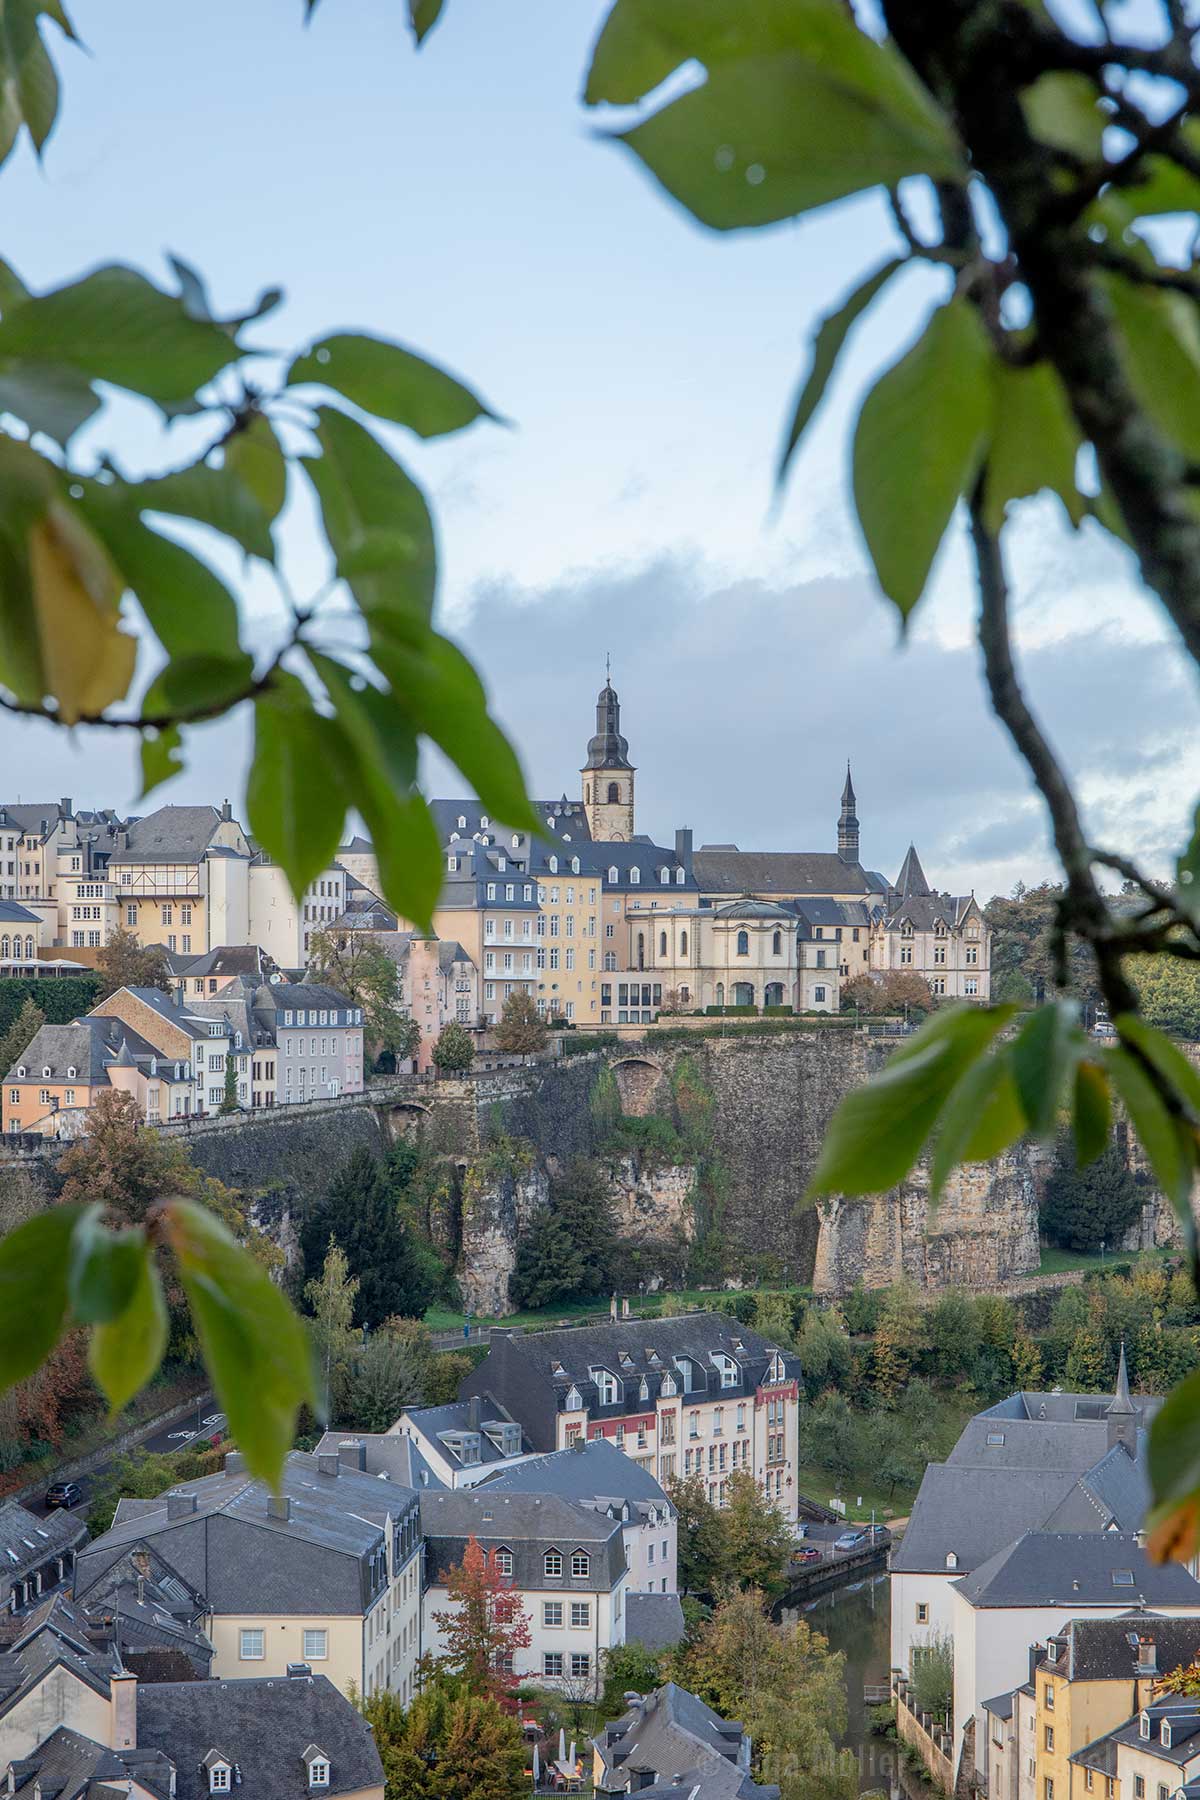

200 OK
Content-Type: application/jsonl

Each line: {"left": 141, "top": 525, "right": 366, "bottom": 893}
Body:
{"left": 910, "top": 1635, "right": 953, "bottom": 1718}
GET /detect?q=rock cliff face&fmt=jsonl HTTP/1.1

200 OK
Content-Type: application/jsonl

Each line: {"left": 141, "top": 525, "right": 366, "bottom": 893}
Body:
{"left": 458, "top": 1155, "right": 549, "bottom": 1317}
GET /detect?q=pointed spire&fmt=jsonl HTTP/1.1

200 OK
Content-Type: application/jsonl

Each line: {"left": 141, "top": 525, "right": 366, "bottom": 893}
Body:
{"left": 1107, "top": 1340, "right": 1136, "bottom": 1415}
{"left": 841, "top": 760, "right": 856, "bottom": 809}
{"left": 896, "top": 843, "right": 931, "bottom": 899}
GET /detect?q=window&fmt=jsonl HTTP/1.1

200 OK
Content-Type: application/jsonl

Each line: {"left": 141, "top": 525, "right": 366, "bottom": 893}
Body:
{"left": 570, "top": 1652, "right": 591, "bottom": 1679}
{"left": 543, "top": 1601, "right": 563, "bottom": 1627}
{"left": 1085, "top": 1774, "right": 1094, "bottom": 1793}
{"left": 303, "top": 1628, "right": 328, "bottom": 1659}
{"left": 571, "top": 1600, "right": 591, "bottom": 1627}
{"left": 772, "top": 929, "right": 782, "bottom": 954}
{"left": 1044, "top": 1783, "right": 1054, "bottom": 1800}
{"left": 736, "top": 929, "right": 749, "bottom": 956}
{"left": 494, "top": 1548, "right": 513, "bottom": 1577}
{"left": 1134, "top": 1780, "right": 1145, "bottom": 1800}
{"left": 308, "top": 1760, "right": 330, "bottom": 1789}
{"left": 544, "top": 1550, "right": 563, "bottom": 1578}
{"left": 1044, "top": 1727, "right": 1054, "bottom": 1752}
{"left": 916, "top": 1603, "right": 929, "bottom": 1623}
{"left": 240, "top": 1628, "right": 265, "bottom": 1659}
{"left": 210, "top": 1768, "right": 231, "bottom": 1794}
{"left": 543, "top": 1651, "right": 564, "bottom": 1678}
{"left": 570, "top": 1550, "right": 590, "bottom": 1579}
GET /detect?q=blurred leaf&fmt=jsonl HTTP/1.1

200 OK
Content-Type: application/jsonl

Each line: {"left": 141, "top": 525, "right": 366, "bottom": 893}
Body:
{"left": 67, "top": 1205, "right": 146, "bottom": 1324}
{"left": 164, "top": 1198, "right": 316, "bottom": 1488}
{"left": 408, "top": 0, "right": 444, "bottom": 42}
{"left": 247, "top": 676, "right": 347, "bottom": 899}
{"left": 166, "top": 253, "right": 282, "bottom": 335}
{"left": 853, "top": 298, "right": 993, "bottom": 620}
{"left": 1179, "top": 799, "right": 1200, "bottom": 899}
{"left": 1021, "top": 72, "right": 1105, "bottom": 161}
{"left": 778, "top": 256, "right": 903, "bottom": 485}
{"left": 0, "top": 0, "right": 60, "bottom": 163}
{"left": 806, "top": 1004, "right": 1014, "bottom": 1198}
{"left": 303, "top": 405, "right": 436, "bottom": 646}
{"left": 1106, "top": 273, "right": 1200, "bottom": 461}
{"left": 1148, "top": 1369, "right": 1200, "bottom": 1561}
{"left": 1010, "top": 999, "right": 1080, "bottom": 1137}
{"left": 983, "top": 361, "right": 1084, "bottom": 531}
{"left": 224, "top": 415, "right": 287, "bottom": 523}
{"left": 0, "top": 1205, "right": 81, "bottom": 1389}
{"left": 1106, "top": 1042, "right": 1193, "bottom": 1212}
{"left": 0, "top": 265, "right": 239, "bottom": 408}
{"left": 929, "top": 1051, "right": 1025, "bottom": 1204}
{"left": 140, "top": 725, "right": 183, "bottom": 798}
{"left": 0, "top": 256, "right": 30, "bottom": 313}
{"left": 0, "top": 363, "right": 98, "bottom": 446}
{"left": 138, "top": 458, "right": 275, "bottom": 562}
{"left": 143, "top": 651, "right": 255, "bottom": 715}
{"left": 30, "top": 500, "right": 135, "bottom": 722}
{"left": 1117, "top": 1012, "right": 1200, "bottom": 1118}
{"left": 374, "top": 632, "right": 538, "bottom": 835}
{"left": 76, "top": 479, "right": 243, "bottom": 660}
{"left": 289, "top": 332, "right": 494, "bottom": 438}
{"left": 1073, "top": 1059, "right": 1111, "bottom": 1167}
{"left": 0, "top": 432, "right": 57, "bottom": 702}
{"left": 88, "top": 1247, "right": 168, "bottom": 1416}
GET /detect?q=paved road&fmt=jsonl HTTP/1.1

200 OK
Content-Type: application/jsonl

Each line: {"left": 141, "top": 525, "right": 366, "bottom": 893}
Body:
{"left": 23, "top": 1395, "right": 226, "bottom": 1518}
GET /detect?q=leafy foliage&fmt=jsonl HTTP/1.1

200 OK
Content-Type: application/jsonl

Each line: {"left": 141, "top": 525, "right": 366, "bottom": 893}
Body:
{"left": 360, "top": 1677, "right": 528, "bottom": 1800}
{"left": 94, "top": 927, "right": 172, "bottom": 1001}
{"left": 305, "top": 927, "right": 406, "bottom": 1054}
{"left": 509, "top": 1157, "right": 619, "bottom": 1311}
{"left": 0, "top": 974, "right": 98, "bottom": 1037}
{"left": 301, "top": 1145, "right": 446, "bottom": 1328}
{"left": 491, "top": 989, "right": 548, "bottom": 1055}
{"left": 431, "top": 1535, "right": 532, "bottom": 1701}
{"left": 432, "top": 1021, "right": 475, "bottom": 1072}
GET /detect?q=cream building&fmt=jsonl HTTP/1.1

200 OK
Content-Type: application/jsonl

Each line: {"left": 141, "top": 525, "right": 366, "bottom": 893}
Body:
{"left": 870, "top": 844, "right": 992, "bottom": 1001}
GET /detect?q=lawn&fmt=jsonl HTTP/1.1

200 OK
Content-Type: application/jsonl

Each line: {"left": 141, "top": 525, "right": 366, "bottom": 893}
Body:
{"left": 1036, "top": 1243, "right": 1172, "bottom": 1277}
{"left": 423, "top": 1285, "right": 813, "bottom": 1335}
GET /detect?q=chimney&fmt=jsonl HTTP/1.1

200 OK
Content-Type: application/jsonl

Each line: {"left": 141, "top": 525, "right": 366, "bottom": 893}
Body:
{"left": 338, "top": 1441, "right": 367, "bottom": 1472}
{"left": 468, "top": 1395, "right": 481, "bottom": 1432}
{"left": 317, "top": 1453, "right": 340, "bottom": 1478}
{"left": 110, "top": 1669, "right": 137, "bottom": 1750}
{"left": 267, "top": 1495, "right": 292, "bottom": 1522}
{"left": 221, "top": 799, "right": 232, "bottom": 822}
{"left": 60, "top": 798, "right": 73, "bottom": 818}
{"left": 224, "top": 1451, "right": 245, "bottom": 1475}
{"left": 674, "top": 827, "right": 693, "bottom": 878}
{"left": 166, "top": 1494, "right": 198, "bottom": 1519}
{"left": 571, "top": 1434, "right": 587, "bottom": 1455}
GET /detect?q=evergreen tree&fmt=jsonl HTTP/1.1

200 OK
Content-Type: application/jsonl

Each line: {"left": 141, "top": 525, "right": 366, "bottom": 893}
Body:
{"left": 304, "top": 1240, "right": 359, "bottom": 1425}
{"left": 301, "top": 1147, "right": 443, "bottom": 1327}
{"left": 508, "top": 1157, "right": 618, "bottom": 1310}
{"left": 491, "top": 990, "right": 548, "bottom": 1055}
{"left": 219, "top": 1053, "right": 239, "bottom": 1113}
{"left": 433, "top": 1693, "right": 529, "bottom": 1800}
{"left": 433, "top": 1023, "right": 475, "bottom": 1072}
{"left": 432, "top": 1535, "right": 532, "bottom": 1700}
{"left": 1041, "top": 1135, "right": 1148, "bottom": 1252}
{"left": 345, "top": 1330, "right": 425, "bottom": 1431}
{"left": 0, "top": 995, "right": 44, "bottom": 1076}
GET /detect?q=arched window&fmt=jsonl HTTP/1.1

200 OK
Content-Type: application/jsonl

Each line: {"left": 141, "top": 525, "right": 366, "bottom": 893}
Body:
{"left": 0, "top": 936, "right": 8, "bottom": 958}
{"left": 457, "top": 815, "right": 467, "bottom": 829}
{"left": 676, "top": 868, "right": 685, "bottom": 885}
{"left": 480, "top": 815, "right": 490, "bottom": 828}
{"left": 660, "top": 867, "right": 670, "bottom": 884}
{"left": 23, "top": 935, "right": 33, "bottom": 956}
{"left": 680, "top": 931, "right": 688, "bottom": 956}
{"left": 736, "top": 930, "right": 749, "bottom": 956}
{"left": 659, "top": 931, "right": 667, "bottom": 956}
{"left": 680, "top": 985, "right": 690, "bottom": 1004}
{"left": 549, "top": 855, "right": 558, "bottom": 874}
{"left": 571, "top": 857, "right": 580, "bottom": 874}
{"left": 608, "top": 865, "right": 618, "bottom": 884}
{"left": 772, "top": 930, "right": 782, "bottom": 955}
{"left": 603, "top": 952, "right": 617, "bottom": 971}
{"left": 511, "top": 834, "right": 520, "bottom": 849}
{"left": 630, "top": 866, "right": 640, "bottom": 884}
{"left": 607, "top": 782, "right": 620, "bottom": 805}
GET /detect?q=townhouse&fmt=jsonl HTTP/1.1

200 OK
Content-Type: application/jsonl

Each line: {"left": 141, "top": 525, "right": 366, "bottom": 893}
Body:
{"left": 73, "top": 1450, "right": 423, "bottom": 1705}
{"left": 460, "top": 1313, "right": 803, "bottom": 1521}
{"left": 870, "top": 844, "right": 991, "bottom": 1001}
{"left": 420, "top": 1487, "right": 628, "bottom": 1696}
{"left": 1078, "top": 1698, "right": 1200, "bottom": 1800}
{"left": 593, "top": 1682, "right": 780, "bottom": 1799}
{"left": 390, "top": 1395, "right": 533, "bottom": 1488}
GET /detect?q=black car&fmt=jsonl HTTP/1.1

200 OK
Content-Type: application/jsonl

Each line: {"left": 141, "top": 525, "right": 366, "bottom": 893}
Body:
{"left": 44, "top": 1480, "right": 83, "bottom": 1511}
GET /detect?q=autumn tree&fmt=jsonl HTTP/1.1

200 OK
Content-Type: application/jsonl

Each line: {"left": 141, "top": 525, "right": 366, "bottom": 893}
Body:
{"left": 432, "top": 1535, "right": 532, "bottom": 1700}
{"left": 94, "top": 927, "right": 172, "bottom": 1001}
{"left": 1010, "top": 1326, "right": 1044, "bottom": 1394}
{"left": 722, "top": 1470, "right": 795, "bottom": 1598}
{"left": 304, "top": 1240, "right": 359, "bottom": 1426}
{"left": 306, "top": 928, "right": 408, "bottom": 1054}
{"left": 665, "top": 1474, "right": 731, "bottom": 1597}
{"left": 58, "top": 1090, "right": 203, "bottom": 1224}
{"left": 433, "top": 1022, "right": 475, "bottom": 1073}
{"left": 0, "top": 996, "right": 44, "bottom": 1077}
{"left": 491, "top": 990, "right": 548, "bottom": 1056}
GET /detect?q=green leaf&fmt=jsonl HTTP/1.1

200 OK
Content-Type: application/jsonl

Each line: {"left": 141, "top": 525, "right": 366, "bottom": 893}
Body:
{"left": 1073, "top": 1059, "right": 1111, "bottom": 1167}
{"left": 1010, "top": 1000, "right": 1081, "bottom": 1138}
{"left": 777, "top": 257, "right": 904, "bottom": 485}
{"left": 143, "top": 651, "right": 256, "bottom": 716}
{"left": 1116, "top": 1013, "right": 1200, "bottom": 1117}
{"left": 67, "top": 1206, "right": 146, "bottom": 1324}
{"left": 28, "top": 499, "right": 136, "bottom": 723}
{"left": 247, "top": 676, "right": 348, "bottom": 899}
{"left": 408, "top": 0, "right": 445, "bottom": 42}
{"left": 75, "top": 479, "right": 243, "bottom": 660}
{"left": 0, "top": 1204, "right": 81, "bottom": 1389}
{"left": 618, "top": 48, "right": 961, "bottom": 232}
{"left": 0, "top": 0, "right": 61, "bottom": 163}
{"left": 0, "top": 363, "right": 98, "bottom": 447}
{"left": 1020, "top": 73, "right": 1105, "bottom": 161}
{"left": 140, "top": 725, "right": 183, "bottom": 798}
{"left": 806, "top": 1004, "right": 1014, "bottom": 1198}
{"left": 88, "top": 1247, "right": 168, "bottom": 1416}
{"left": 0, "top": 265, "right": 239, "bottom": 408}
{"left": 224, "top": 416, "right": 287, "bottom": 524}
{"left": 852, "top": 298, "right": 994, "bottom": 620}
{"left": 929, "top": 1051, "right": 1025, "bottom": 1204}
{"left": 164, "top": 1198, "right": 316, "bottom": 1488}
{"left": 1106, "top": 1042, "right": 1193, "bottom": 1212}
{"left": 288, "top": 332, "right": 495, "bottom": 439}
{"left": 138, "top": 458, "right": 276, "bottom": 562}
{"left": 166, "top": 253, "right": 282, "bottom": 336}
{"left": 303, "top": 406, "right": 436, "bottom": 647}
{"left": 1149, "top": 1366, "right": 1200, "bottom": 1518}
{"left": 1179, "top": 799, "right": 1200, "bottom": 899}
{"left": 0, "top": 256, "right": 30, "bottom": 314}
{"left": 373, "top": 632, "right": 538, "bottom": 836}
{"left": 983, "top": 361, "right": 1084, "bottom": 531}
{"left": 1106, "top": 273, "right": 1200, "bottom": 461}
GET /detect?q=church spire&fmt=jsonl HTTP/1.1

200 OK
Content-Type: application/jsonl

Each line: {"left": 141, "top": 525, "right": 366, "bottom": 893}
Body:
{"left": 895, "top": 843, "right": 931, "bottom": 899}
{"left": 1106, "top": 1340, "right": 1138, "bottom": 1457}
{"left": 581, "top": 673, "right": 636, "bottom": 841}
{"left": 838, "top": 762, "right": 860, "bottom": 865}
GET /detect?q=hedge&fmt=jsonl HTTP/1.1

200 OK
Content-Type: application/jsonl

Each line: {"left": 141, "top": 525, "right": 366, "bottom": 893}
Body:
{"left": 0, "top": 975, "right": 100, "bottom": 1035}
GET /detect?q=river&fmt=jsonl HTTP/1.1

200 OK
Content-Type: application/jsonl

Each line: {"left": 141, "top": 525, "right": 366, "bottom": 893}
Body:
{"left": 780, "top": 1571, "right": 920, "bottom": 1799}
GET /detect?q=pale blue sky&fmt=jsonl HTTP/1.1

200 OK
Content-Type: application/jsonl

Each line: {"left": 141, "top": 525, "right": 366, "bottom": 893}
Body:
{"left": 0, "top": 0, "right": 1192, "bottom": 898}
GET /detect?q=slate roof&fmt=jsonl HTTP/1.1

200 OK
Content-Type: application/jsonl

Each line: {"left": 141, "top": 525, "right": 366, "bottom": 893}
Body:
{"left": 693, "top": 849, "right": 878, "bottom": 897}
{"left": 268, "top": 982, "right": 356, "bottom": 1013}
{"left": 592, "top": 1683, "right": 777, "bottom": 1800}
{"left": 135, "top": 1672, "right": 384, "bottom": 1800}
{"left": 0, "top": 1500, "right": 86, "bottom": 1589}
{"left": 419, "top": 1489, "right": 627, "bottom": 1591}
{"left": 1102, "top": 1703, "right": 1200, "bottom": 1767}
{"left": 312, "top": 1431, "right": 439, "bottom": 1490}
{"left": 0, "top": 899, "right": 39, "bottom": 924}
{"left": 476, "top": 1436, "right": 674, "bottom": 1520}
{"left": 433, "top": 797, "right": 593, "bottom": 845}
{"left": 1044, "top": 1614, "right": 1200, "bottom": 1683}
{"left": 109, "top": 805, "right": 241, "bottom": 864}
{"left": 954, "top": 1532, "right": 1200, "bottom": 1608}
{"left": 6, "top": 1725, "right": 130, "bottom": 1800}
{"left": 179, "top": 945, "right": 280, "bottom": 981}
{"left": 401, "top": 1395, "right": 529, "bottom": 1471}
{"left": 625, "top": 1592, "right": 687, "bottom": 1651}
{"left": 0, "top": 1615, "right": 116, "bottom": 1720}
{"left": 712, "top": 898, "right": 795, "bottom": 921}
{"left": 891, "top": 1465, "right": 1084, "bottom": 1574}
{"left": 895, "top": 844, "right": 931, "bottom": 898}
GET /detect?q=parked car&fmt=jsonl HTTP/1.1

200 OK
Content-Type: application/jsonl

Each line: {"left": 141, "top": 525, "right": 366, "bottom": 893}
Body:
{"left": 44, "top": 1480, "right": 83, "bottom": 1511}
{"left": 833, "top": 1528, "right": 869, "bottom": 1552}
{"left": 794, "top": 1545, "right": 822, "bottom": 1565}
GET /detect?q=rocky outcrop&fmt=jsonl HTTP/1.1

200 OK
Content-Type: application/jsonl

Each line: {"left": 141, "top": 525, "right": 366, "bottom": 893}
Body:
{"left": 458, "top": 1150, "right": 549, "bottom": 1317}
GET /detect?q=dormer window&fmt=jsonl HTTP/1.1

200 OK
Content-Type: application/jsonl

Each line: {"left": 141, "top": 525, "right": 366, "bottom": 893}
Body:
{"left": 565, "top": 1386, "right": 583, "bottom": 1410}
{"left": 592, "top": 1367, "right": 621, "bottom": 1406}
{"left": 549, "top": 855, "right": 558, "bottom": 874}
{"left": 630, "top": 866, "right": 640, "bottom": 884}
{"left": 571, "top": 1550, "right": 590, "bottom": 1579}
{"left": 42, "top": 1066, "right": 50, "bottom": 1078}
{"left": 458, "top": 815, "right": 467, "bottom": 829}
{"left": 303, "top": 1748, "right": 330, "bottom": 1789}
{"left": 608, "top": 866, "right": 618, "bottom": 884}
{"left": 571, "top": 857, "right": 580, "bottom": 875}
{"left": 66, "top": 1066, "right": 75, "bottom": 1079}
{"left": 1140, "top": 1713, "right": 1152, "bottom": 1741}
{"left": 660, "top": 1373, "right": 677, "bottom": 1398}
{"left": 206, "top": 1759, "right": 232, "bottom": 1794}
{"left": 1162, "top": 1722, "right": 1173, "bottom": 1748}
{"left": 15, "top": 1066, "right": 24, "bottom": 1077}
{"left": 544, "top": 1549, "right": 563, "bottom": 1578}
{"left": 946, "top": 1552, "right": 958, "bottom": 1569}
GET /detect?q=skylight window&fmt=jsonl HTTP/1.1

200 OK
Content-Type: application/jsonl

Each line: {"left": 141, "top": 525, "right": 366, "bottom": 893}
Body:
{"left": 1113, "top": 1570, "right": 1135, "bottom": 1586}
{"left": 986, "top": 1432, "right": 1005, "bottom": 1445}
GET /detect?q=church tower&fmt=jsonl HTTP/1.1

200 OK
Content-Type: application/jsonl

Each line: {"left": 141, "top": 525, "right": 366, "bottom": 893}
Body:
{"left": 838, "top": 763, "right": 860, "bottom": 864}
{"left": 582, "top": 671, "right": 636, "bottom": 841}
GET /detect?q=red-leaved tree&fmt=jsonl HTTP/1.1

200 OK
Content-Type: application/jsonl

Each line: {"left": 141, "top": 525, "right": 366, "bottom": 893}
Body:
{"left": 432, "top": 1534, "right": 532, "bottom": 1702}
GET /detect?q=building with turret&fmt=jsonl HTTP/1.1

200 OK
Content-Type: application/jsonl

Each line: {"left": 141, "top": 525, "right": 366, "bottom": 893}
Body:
{"left": 582, "top": 673, "right": 636, "bottom": 841}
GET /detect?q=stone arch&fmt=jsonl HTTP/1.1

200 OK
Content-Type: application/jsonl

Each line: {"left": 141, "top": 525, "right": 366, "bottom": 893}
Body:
{"left": 386, "top": 1100, "right": 431, "bottom": 1143}
{"left": 610, "top": 1055, "right": 664, "bottom": 1117}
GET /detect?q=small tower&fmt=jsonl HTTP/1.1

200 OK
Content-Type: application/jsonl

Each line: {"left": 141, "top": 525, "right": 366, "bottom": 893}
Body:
{"left": 581, "top": 668, "right": 636, "bottom": 841}
{"left": 838, "top": 762, "right": 860, "bottom": 864}
{"left": 1106, "top": 1340, "right": 1138, "bottom": 1458}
